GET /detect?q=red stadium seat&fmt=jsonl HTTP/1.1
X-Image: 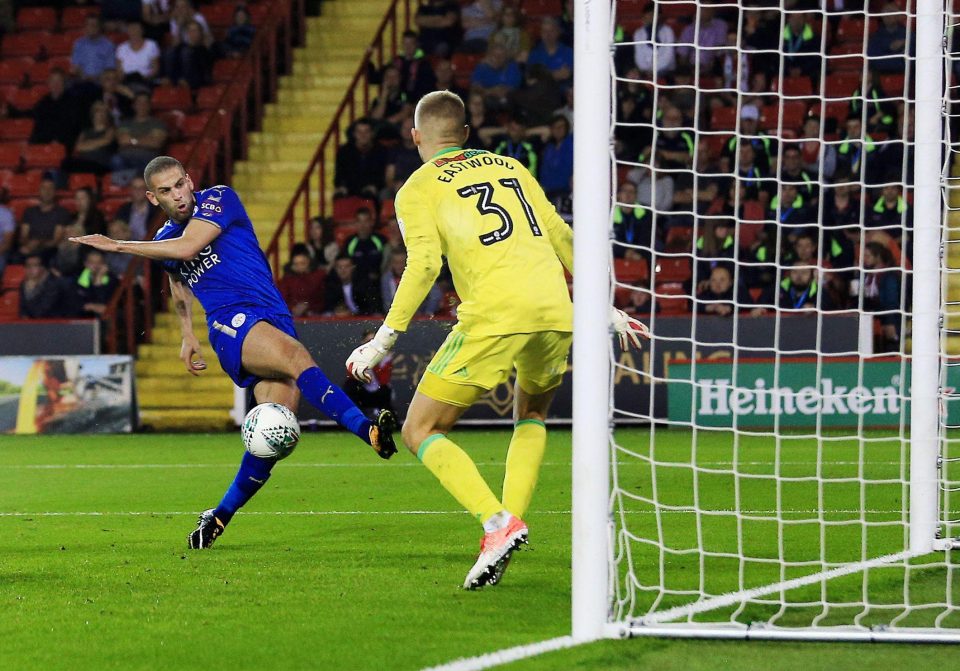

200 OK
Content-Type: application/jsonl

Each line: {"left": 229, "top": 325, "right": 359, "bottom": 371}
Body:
{"left": 737, "top": 221, "right": 764, "bottom": 250}
{"left": 165, "top": 142, "right": 194, "bottom": 164}
{"left": 880, "top": 74, "right": 905, "bottom": 97}
{"left": 42, "top": 33, "right": 76, "bottom": 58}
{"left": 101, "top": 198, "right": 126, "bottom": 221}
{"left": 659, "top": 2, "right": 697, "bottom": 20}
{"left": 835, "top": 17, "right": 866, "bottom": 44}
{"left": 334, "top": 224, "right": 358, "bottom": 248}
{"left": 825, "top": 72, "right": 860, "bottom": 99}
{"left": 181, "top": 112, "right": 213, "bottom": 138}
{"left": 710, "top": 107, "right": 737, "bottom": 131}
{"left": 7, "top": 171, "right": 43, "bottom": 198}
{"left": 614, "top": 258, "right": 649, "bottom": 284}
{"left": 451, "top": 52, "right": 482, "bottom": 88}
{"left": 100, "top": 174, "right": 127, "bottom": 198}
{"left": 665, "top": 227, "right": 693, "bottom": 249}
{"left": 781, "top": 76, "right": 813, "bottom": 97}
{"left": 61, "top": 5, "right": 101, "bottom": 31}
{"left": 0, "top": 286, "right": 20, "bottom": 321}
{"left": 2, "top": 263, "right": 25, "bottom": 289}
{"left": 68, "top": 173, "right": 99, "bottom": 192}
{"left": 247, "top": 3, "right": 270, "bottom": 26}
{"left": 196, "top": 84, "right": 227, "bottom": 110}
{"left": 654, "top": 257, "right": 692, "bottom": 283}
{"left": 379, "top": 198, "right": 396, "bottom": 223}
{"left": 152, "top": 85, "right": 193, "bottom": 112}
{"left": 22, "top": 143, "right": 66, "bottom": 170}
{"left": 161, "top": 110, "right": 186, "bottom": 139}
{"left": 212, "top": 58, "right": 241, "bottom": 83}
{"left": 2, "top": 33, "right": 46, "bottom": 58}
{"left": 3, "top": 119, "right": 34, "bottom": 142}
{"left": 0, "top": 58, "right": 31, "bottom": 86}
{"left": 205, "top": 3, "right": 238, "bottom": 30}
{"left": 828, "top": 52, "right": 863, "bottom": 73}
{"left": 16, "top": 7, "right": 57, "bottom": 32}
{"left": 0, "top": 143, "right": 23, "bottom": 169}
{"left": 655, "top": 283, "right": 689, "bottom": 316}
{"left": 522, "top": 0, "right": 563, "bottom": 18}
{"left": 5, "top": 85, "right": 47, "bottom": 111}
{"left": 332, "top": 196, "right": 376, "bottom": 224}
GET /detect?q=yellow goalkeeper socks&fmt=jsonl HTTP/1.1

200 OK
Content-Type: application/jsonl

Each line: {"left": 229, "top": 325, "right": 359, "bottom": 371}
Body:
{"left": 418, "top": 434, "right": 504, "bottom": 523}
{"left": 501, "top": 419, "right": 547, "bottom": 519}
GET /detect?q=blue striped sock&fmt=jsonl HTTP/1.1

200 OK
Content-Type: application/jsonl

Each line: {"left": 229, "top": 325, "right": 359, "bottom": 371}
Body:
{"left": 296, "top": 366, "right": 372, "bottom": 444}
{"left": 213, "top": 451, "right": 275, "bottom": 525}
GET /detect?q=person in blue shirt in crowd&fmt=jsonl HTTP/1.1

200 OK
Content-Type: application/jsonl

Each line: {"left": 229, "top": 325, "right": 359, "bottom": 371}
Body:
{"left": 70, "top": 156, "right": 398, "bottom": 550}
{"left": 527, "top": 17, "right": 573, "bottom": 89}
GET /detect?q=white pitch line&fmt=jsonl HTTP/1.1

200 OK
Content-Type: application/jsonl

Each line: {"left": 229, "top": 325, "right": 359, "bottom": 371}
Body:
{"left": 421, "top": 636, "right": 578, "bottom": 671}
{"left": 4, "top": 460, "right": 909, "bottom": 470}
{"left": 0, "top": 509, "right": 906, "bottom": 518}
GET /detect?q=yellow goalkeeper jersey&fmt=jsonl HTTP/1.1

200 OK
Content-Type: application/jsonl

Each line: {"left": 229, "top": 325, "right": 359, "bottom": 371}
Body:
{"left": 385, "top": 146, "right": 573, "bottom": 336}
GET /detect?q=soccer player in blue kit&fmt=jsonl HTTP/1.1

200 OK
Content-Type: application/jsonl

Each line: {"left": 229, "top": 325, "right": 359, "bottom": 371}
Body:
{"left": 71, "top": 156, "right": 398, "bottom": 549}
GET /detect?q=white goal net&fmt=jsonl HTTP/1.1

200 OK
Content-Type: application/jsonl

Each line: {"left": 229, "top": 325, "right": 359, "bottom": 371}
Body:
{"left": 598, "top": 0, "right": 960, "bottom": 640}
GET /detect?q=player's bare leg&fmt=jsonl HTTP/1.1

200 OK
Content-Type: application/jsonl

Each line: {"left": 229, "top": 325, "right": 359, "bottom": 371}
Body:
{"left": 403, "top": 390, "right": 528, "bottom": 589}
{"left": 241, "top": 321, "right": 397, "bottom": 458}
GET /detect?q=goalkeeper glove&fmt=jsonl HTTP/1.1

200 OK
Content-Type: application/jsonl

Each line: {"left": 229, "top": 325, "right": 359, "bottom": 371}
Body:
{"left": 611, "top": 307, "right": 650, "bottom": 350}
{"left": 346, "top": 324, "right": 399, "bottom": 383}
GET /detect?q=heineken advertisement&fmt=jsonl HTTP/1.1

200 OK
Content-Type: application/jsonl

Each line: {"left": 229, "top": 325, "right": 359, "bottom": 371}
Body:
{"left": 666, "top": 359, "right": 948, "bottom": 428}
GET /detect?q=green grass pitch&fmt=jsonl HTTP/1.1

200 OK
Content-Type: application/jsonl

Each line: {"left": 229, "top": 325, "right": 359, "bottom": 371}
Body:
{"left": 0, "top": 429, "right": 954, "bottom": 670}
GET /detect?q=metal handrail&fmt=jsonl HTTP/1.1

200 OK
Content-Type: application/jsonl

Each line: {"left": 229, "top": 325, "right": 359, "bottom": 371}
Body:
{"left": 264, "top": 0, "right": 415, "bottom": 275}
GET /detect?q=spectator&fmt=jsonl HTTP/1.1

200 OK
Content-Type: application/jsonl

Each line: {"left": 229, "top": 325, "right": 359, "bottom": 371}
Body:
{"left": 782, "top": 12, "right": 819, "bottom": 81}
{"left": 333, "top": 118, "right": 388, "bottom": 198}
{"left": 116, "top": 21, "right": 161, "bottom": 89}
{"left": 508, "top": 64, "right": 562, "bottom": 128}
{"left": 18, "top": 254, "right": 69, "bottom": 319}
{"left": 834, "top": 115, "right": 879, "bottom": 184}
{"left": 799, "top": 116, "right": 836, "bottom": 179}
{"left": 539, "top": 115, "right": 573, "bottom": 201}
{"left": 305, "top": 217, "right": 339, "bottom": 271}
{"left": 851, "top": 70, "right": 896, "bottom": 136}
{"left": 279, "top": 246, "right": 325, "bottom": 317}
{"left": 66, "top": 102, "right": 117, "bottom": 175}
{"left": 633, "top": 5, "right": 677, "bottom": 77}
{"left": 169, "top": 0, "right": 214, "bottom": 48}
{"left": 223, "top": 6, "right": 256, "bottom": 57}
{"left": 381, "top": 248, "right": 441, "bottom": 315}
{"left": 626, "top": 164, "right": 675, "bottom": 213}
{"left": 722, "top": 104, "right": 776, "bottom": 174}
{"left": 104, "top": 220, "right": 134, "bottom": 277}
{"left": 868, "top": 2, "right": 909, "bottom": 74}
{"left": 56, "top": 187, "right": 108, "bottom": 276}
{"left": 493, "top": 116, "right": 539, "bottom": 177}
{"left": 344, "top": 208, "right": 386, "bottom": 293}
{"left": 615, "top": 69, "right": 653, "bottom": 160}
{"left": 489, "top": 5, "right": 529, "bottom": 62}
{"left": 779, "top": 145, "right": 816, "bottom": 205}
{"left": 433, "top": 58, "right": 468, "bottom": 102}
{"left": 0, "top": 190, "right": 14, "bottom": 277}
{"left": 72, "top": 249, "right": 119, "bottom": 320}
{"left": 779, "top": 262, "right": 820, "bottom": 311}
{"left": 24, "top": 69, "right": 83, "bottom": 149}
{"left": 115, "top": 177, "right": 153, "bottom": 240}
{"left": 324, "top": 254, "right": 379, "bottom": 316}
{"left": 868, "top": 184, "right": 911, "bottom": 234}
{"left": 768, "top": 183, "right": 814, "bottom": 236}
{"left": 879, "top": 108, "right": 914, "bottom": 186}
{"left": 861, "top": 241, "right": 902, "bottom": 350}
{"left": 369, "top": 65, "right": 412, "bottom": 133}
{"left": 471, "top": 44, "right": 522, "bottom": 102}
{"left": 164, "top": 20, "right": 214, "bottom": 90}
{"left": 696, "top": 265, "right": 739, "bottom": 317}
{"left": 142, "top": 0, "right": 172, "bottom": 43}
{"left": 460, "top": 0, "right": 501, "bottom": 53}
{"left": 18, "top": 177, "right": 71, "bottom": 264}
{"left": 734, "top": 143, "right": 771, "bottom": 203}
{"left": 823, "top": 182, "right": 861, "bottom": 271}
{"left": 392, "top": 31, "right": 436, "bottom": 103}
{"left": 464, "top": 93, "right": 503, "bottom": 149}
{"left": 112, "top": 92, "right": 169, "bottom": 177}
{"left": 415, "top": 0, "right": 461, "bottom": 57}
{"left": 528, "top": 17, "right": 574, "bottom": 88}
{"left": 695, "top": 218, "right": 736, "bottom": 283}
{"left": 785, "top": 231, "right": 821, "bottom": 268}
{"left": 383, "top": 118, "right": 421, "bottom": 199}
{"left": 654, "top": 106, "right": 694, "bottom": 170}
{"left": 343, "top": 329, "right": 395, "bottom": 415}
{"left": 96, "top": 68, "right": 135, "bottom": 124}
{"left": 612, "top": 181, "right": 652, "bottom": 260}
{"left": 72, "top": 16, "right": 117, "bottom": 81}
{"left": 678, "top": 7, "right": 728, "bottom": 71}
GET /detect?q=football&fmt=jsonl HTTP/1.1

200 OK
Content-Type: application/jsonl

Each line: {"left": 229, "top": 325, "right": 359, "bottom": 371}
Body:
{"left": 241, "top": 403, "right": 300, "bottom": 460}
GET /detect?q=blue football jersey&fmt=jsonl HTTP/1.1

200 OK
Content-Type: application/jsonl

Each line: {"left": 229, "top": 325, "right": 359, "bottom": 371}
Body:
{"left": 153, "top": 185, "right": 287, "bottom": 317}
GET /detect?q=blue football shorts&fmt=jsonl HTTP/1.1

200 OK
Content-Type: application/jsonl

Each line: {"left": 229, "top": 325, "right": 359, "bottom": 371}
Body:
{"left": 207, "top": 307, "right": 298, "bottom": 388}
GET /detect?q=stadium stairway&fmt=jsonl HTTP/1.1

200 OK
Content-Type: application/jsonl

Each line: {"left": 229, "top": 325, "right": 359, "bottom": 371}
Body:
{"left": 135, "top": 0, "right": 386, "bottom": 431}
{"left": 232, "top": 0, "right": 388, "bottom": 242}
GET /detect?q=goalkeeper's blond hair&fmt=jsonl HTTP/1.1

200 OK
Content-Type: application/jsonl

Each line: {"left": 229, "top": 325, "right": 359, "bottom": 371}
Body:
{"left": 414, "top": 90, "right": 467, "bottom": 144}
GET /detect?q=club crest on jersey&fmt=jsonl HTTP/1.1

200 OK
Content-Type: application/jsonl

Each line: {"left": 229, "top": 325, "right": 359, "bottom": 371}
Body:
{"left": 231, "top": 313, "right": 246, "bottom": 328}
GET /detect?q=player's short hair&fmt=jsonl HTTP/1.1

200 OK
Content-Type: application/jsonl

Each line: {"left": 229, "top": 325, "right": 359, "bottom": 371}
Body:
{"left": 143, "top": 156, "right": 185, "bottom": 189}
{"left": 414, "top": 90, "right": 466, "bottom": 141}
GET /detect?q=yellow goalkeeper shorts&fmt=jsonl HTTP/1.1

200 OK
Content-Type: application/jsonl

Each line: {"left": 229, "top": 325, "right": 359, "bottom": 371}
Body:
{"left": 418, "top": 329, "right": 573, "bottom": 408}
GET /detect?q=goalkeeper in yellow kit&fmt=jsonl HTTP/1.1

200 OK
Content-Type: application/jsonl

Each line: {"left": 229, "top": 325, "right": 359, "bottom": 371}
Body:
{"left": 346, "top": 91, "right": 648, "bottom": 589}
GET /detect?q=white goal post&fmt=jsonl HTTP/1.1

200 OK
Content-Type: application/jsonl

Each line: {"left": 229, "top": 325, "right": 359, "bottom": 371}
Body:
{"left": 572, "top": 0, "right": 960, "bottom": 646}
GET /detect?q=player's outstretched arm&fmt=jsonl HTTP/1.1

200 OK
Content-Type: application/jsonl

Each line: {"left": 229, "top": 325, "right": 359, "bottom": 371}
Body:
{"left": 169, "top": 274, "right": 207, "bottom": 376}
{"left": 70, "top": 219, "right": 221, "bottom": 261}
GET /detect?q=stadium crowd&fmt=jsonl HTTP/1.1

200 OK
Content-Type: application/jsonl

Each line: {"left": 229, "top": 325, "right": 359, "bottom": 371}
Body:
{"left": 0, "top": 0, "right": 915, "bottom": 353}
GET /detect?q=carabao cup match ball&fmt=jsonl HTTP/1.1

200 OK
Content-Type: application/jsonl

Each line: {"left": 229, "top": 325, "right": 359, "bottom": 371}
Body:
{"left": 242, "top": 403, "right": 300, "bottom": 460}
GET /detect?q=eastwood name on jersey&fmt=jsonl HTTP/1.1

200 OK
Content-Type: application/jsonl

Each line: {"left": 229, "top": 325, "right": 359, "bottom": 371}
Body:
{"left": 434, "top": 149, "right": 515, "bottom": 183}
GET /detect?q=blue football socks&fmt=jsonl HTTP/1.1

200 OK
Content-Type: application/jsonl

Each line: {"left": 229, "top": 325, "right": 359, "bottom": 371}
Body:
{"left": 296, "top": 366, "right": 373, "bottom": 444}
{"left": 213, "top": 451, "right": 275, "bottom": 525}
